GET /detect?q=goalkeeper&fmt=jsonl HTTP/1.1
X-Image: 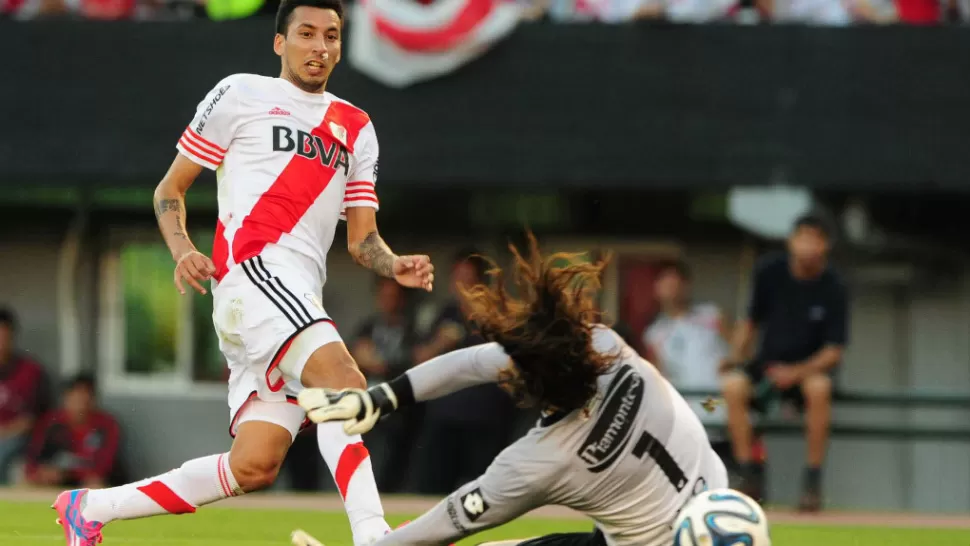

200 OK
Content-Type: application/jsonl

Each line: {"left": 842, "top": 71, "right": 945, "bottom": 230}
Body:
{"left": 295, "top": 234, "right": 727, "bottom": 546}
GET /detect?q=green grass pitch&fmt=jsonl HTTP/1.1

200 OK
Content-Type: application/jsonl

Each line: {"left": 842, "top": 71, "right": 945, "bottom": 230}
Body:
{"left": 1, "top": 501, "right": 968, "bottom": 546}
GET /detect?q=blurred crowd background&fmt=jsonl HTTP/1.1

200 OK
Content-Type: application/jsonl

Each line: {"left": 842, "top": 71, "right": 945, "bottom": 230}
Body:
{"left": 3, "top": 0, "right": 970, "bottom": 24}
{"left": 2, "top": 0, "right": 970, "bottom": 517}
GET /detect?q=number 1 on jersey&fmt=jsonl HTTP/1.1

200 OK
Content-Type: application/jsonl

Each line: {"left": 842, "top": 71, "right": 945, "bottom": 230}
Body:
{"left": 632, "top": 430, "right": 688, "bottom": 492}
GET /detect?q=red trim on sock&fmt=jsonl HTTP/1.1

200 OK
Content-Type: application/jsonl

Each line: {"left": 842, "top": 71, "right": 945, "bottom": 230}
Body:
{"left": 334, "top": 442, "right": 369, "bottom": 499}
{"left": 137, "top": 481, "right": 197, "bottom": 514}
{"left": 216, "top": 454, "right": 231, "bottom": 497}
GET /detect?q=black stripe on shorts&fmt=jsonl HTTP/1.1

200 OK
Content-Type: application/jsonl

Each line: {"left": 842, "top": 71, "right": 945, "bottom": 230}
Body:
{"left": 241, "top": 259, "right": 304, "bottom": 329}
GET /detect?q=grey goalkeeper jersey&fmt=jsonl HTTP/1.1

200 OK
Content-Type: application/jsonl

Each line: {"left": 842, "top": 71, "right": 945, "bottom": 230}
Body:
{"left": 376, "top": 326, "right": 727, "bottom": 546}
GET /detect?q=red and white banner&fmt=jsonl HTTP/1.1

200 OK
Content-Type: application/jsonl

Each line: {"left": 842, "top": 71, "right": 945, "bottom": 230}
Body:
{"left": 348, "top": 0, "right": 524, "bottom": 88}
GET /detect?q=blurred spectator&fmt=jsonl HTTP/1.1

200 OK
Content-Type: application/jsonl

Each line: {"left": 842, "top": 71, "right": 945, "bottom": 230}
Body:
{"left": 720, "top": 213, "right": 848, "bottom": 512}
{"left": 541, "top": 0, "right": 740, "bottom": 22}
{"left": 353, "top": 277, "right": 419, "bottom": 386}
{"left": 1, "top": 0, "right": 203, "bottom": 20}
{"left": 850, "top": 0, "right": 942, "bottom": 23}
{"left": 626, "top": 0, "right": 739, "bottom": 23}
{"left": 4, "top": 0, "right": 135, "bottom": 19}
{"left": 350, "top": 277, "right": 422, "bottom": 492}
{"left": 642, "top": 261, "right": 732, "bottom": 462}
{"left": 24, "top": 374, "right": 121, "bottom": 488}
{"left": 0, "top": 307, "right": 50, "bottom": 485}
{"left": 768, "top": 0, "right": 855, "bottom": 25}
{"left": 412, "top": 249, "right": 518, "bottom": 495}
{"left": 766, "top": 0, "right": 944, "bottom": 24}
{"left": 946, "top": 0, "right": 970, "bottom": 21}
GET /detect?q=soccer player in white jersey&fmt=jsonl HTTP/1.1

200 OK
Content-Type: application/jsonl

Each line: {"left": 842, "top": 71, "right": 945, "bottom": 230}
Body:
{"left": 52, "top": 1, "right": 434, "bottom": 545}
{"left": 295, "top": 234, "right": 728, "bottom": 546}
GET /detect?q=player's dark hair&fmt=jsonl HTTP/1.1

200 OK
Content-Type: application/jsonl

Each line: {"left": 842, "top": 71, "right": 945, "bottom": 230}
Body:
{"left": 792, "top": 212, "right": 831, "bottom": 240}
{"left": 0, "top": 307, "right": 17, "bottom": 332}
{"left": 276, "top": 0, "right": 345, "bottom": 35}
{"left": 459, "top": 233, "right": 614, "bottom": 413}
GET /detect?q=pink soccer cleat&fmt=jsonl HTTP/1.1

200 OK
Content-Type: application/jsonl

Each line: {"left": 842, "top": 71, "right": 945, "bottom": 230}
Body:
{"left": 52, "top": 489, "right": 105, "bottom": 546}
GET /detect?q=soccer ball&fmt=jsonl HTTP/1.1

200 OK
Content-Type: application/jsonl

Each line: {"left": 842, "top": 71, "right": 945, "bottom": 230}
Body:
{"left": 672, "top": 488, "right": 771, "bottom": 546}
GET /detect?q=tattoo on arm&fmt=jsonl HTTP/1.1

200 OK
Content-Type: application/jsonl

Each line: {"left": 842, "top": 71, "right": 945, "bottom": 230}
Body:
{"left": 353, "top": 231, "right": 395, "bottom": 277}
{"left": 154, "top": 198, "right": 188, "bottom": 240}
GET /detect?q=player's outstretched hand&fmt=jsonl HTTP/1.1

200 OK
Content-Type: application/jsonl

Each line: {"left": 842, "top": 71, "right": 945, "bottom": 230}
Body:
{"left": 174, "top": 250, "right": 217, "bottom": 296}
{"left": 298, "top": 387, "right": 381, "bottom": 435}
{"left": 393, "top": 255, "right": 434, "bottom": 292}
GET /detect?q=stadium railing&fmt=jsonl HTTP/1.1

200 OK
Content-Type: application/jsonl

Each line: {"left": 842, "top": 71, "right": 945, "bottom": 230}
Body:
{"left": 678, "top": 389, "right": 970, "bottom": 442}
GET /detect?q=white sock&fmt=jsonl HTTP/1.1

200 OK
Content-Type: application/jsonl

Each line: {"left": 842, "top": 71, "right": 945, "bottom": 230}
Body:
{"left": 82, "top": 453, "right": 241, "bottom": 524}
{"left": 317, "top": 422, "right": 390, "bottom": 543}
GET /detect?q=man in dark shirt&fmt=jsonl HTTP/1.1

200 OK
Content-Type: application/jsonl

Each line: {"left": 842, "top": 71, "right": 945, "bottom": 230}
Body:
{"left": 721, "top": 214, "right": 848, "bottom": 512}
{"left": 25, "top": 374, "right": 121, "bottom": 488}
{"left": 349, "top": 276, "right": 420, "bottom": 492}
{"left": 412, "top": 249, "right": 517, "bottom": 494}
{"left": 0, "top": 307, "right": 50, "bottom": 484}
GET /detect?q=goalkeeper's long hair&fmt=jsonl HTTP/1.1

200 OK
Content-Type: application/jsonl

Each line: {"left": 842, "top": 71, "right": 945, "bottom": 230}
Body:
{"left": 459, "top": 232, "right": 615, "bottom": 413}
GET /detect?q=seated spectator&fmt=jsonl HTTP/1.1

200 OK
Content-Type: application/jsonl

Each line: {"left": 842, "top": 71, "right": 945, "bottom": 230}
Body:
{"left": 349, "top": 277, "right": 421, "bottom": 492}
{"left": 643, "top": 261, "right": 732, "bottom": 463}
{"left": 412, "top": 249, "right": 518, "bottom": 495}
{"left": 0, "top": 307, "right": 50, "bottom": 485}
{"left": 24, "top": 374, "right": 121, "bottom": 489}
{"left": 720, "top": 213, "right": 848, "bottom": 512}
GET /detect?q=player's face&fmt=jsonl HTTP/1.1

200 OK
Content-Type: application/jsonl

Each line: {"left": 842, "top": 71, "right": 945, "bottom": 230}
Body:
{"left": 274, "top": 7, "right": 342, "bottom": 93}
{"left": 788, "top": 226, "right": 829, "bottom": 270}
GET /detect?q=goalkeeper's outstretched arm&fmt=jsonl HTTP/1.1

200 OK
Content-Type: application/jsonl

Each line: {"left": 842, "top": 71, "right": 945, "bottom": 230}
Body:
{"left": 299, "top": 343, "right": 513, "bottom": 433}
{"left": 391, "top": 342, "right": 513, "bottom": 405}
{"left": 373, "top": 342, "right": 513, "bottom": 421}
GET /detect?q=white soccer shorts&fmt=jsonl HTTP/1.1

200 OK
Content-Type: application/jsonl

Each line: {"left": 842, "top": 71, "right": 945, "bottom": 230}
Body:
{"left": 212, "top": 255, "right": 343, "bottom": 439}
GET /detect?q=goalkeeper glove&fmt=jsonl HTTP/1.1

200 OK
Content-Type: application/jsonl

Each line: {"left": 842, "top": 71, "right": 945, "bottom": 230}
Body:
{"left": 297, "top": 383, "right": 398, "bottom": 436}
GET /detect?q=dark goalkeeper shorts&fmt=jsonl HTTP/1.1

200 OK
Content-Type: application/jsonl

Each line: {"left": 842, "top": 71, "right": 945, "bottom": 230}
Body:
{"left": 516, "top": 529, "right": 607, "bottom": 546}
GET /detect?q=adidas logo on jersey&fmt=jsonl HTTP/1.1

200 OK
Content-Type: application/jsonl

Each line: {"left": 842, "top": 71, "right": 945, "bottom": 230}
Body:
{"left": 268, "top": 107, "right": 291, "bottom": 116}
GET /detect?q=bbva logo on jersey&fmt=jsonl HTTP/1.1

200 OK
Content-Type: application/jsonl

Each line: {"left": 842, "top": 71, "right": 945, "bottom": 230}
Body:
{"left": 272, "top": 126, "right": 350, "bottom": 176}
{"left": 577, "top": 365, "right": 645, "bottom": 473}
